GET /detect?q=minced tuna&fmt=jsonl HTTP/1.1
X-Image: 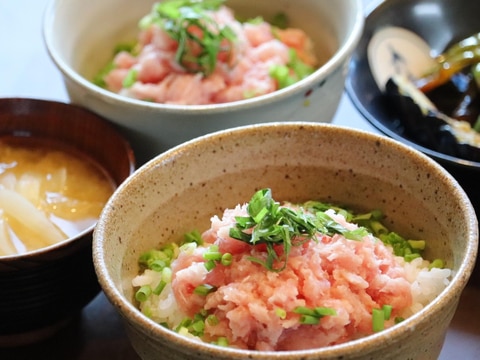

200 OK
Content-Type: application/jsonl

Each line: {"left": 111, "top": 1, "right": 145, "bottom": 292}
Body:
{"left": 132, "top": 189, "right": 451, "bottom": 351}
{"left": 95, "top": 0, "right": 318, "bottom": 105}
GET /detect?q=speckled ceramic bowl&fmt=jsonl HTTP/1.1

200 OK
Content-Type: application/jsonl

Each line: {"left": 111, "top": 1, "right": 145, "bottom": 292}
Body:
{"left": 43, "top": 0, "right": 364, "bottom": 165}
{"left": 0, "top": 98, "right": 135, "bottom": 347}
{"left": 93, "top": 123, "right": 477, "bottom": 360}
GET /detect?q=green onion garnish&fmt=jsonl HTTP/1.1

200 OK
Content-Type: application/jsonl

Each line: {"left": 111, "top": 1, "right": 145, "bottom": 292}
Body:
{"left": 135, "top": 285, "right": 152, "bottom": 302}
{"left": 122, "top": 68, "right": 138, "bottom": 88}
{"left": 183, "top": 229, "right": 204, "bottom": 245}
{"left": 229, "top": 188, "right": 318, "bottom": 272}
{"left": 293, "top": 306, "right": 337, "bottom": 325}
{"left": 213, "top": 336, "right": 229, "bottom": 347}
{"left": 372, "top": 308, "right": 385, "bottom": 332}
{"left": 194, "top": 284, "right": 217, "bottom": 296}
{"left": 139, "top": 0, "right": 236, "bottom": 76}
{"left": 153, "top": 280, "right": 167, "bottom": 295}
{"left": 429, "top": 258, "right": 445, "bottom": 270}
{"left": 206, "top": 314, "right": 219, "bottom": 326}
{"left": 221, "top": 252, "right": 233, "bottom": 266}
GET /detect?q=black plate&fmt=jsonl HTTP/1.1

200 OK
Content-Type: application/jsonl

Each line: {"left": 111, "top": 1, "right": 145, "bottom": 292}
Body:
{"left": 346, "top": 0, "right": 480, "bottom": 213}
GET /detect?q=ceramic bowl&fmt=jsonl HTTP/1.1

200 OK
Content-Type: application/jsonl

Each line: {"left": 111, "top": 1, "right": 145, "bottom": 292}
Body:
{"left": 0, "top": 98, "right": 135, "bottom": 346}
{"left": 43, "top": 0, "right": 364, "bottom": 164}
{"left": 345, "top": 0, "right": 480, "bottom": 285}
{"left": 93, "top": 122, "right": 477, "bottom": 360}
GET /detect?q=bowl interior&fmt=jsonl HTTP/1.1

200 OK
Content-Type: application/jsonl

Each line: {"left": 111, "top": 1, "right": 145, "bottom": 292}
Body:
{"left": 94, "top": 123, "right": 478, "bottom": 359}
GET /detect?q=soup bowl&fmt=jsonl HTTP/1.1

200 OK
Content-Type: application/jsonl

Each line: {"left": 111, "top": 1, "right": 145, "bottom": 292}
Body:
{"left": 93, "top": 122, "right": 477, "bottom": 360}
{"left": 0, "top": 98, "right": 135, "bottom": 346}
{"left": 43, "top": 0, "right": 364, "bottom": 164}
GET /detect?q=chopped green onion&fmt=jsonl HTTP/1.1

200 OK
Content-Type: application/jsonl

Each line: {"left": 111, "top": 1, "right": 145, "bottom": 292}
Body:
{"left": 139, "top": 249, "right": 171, "bottom": 270}
{"left": 206, "top": 314, "right": 219, "bottom": 326}
{"left": 150, "top": 259, "right": 167, "bottom": 272}
{"left": 404, "top": 253, "right": 421, "bottom": 262}
{"left": 372, "top": 308, "right": 385, "bottom": 332}
{"left": 204, "top": 259, "right": 216, "bottom": 271}
{"left": 122, "top": 68, "right": 138, "bottom": 88}
{"left": 203, "top": 245, "right": 222, "bottom": 261}
{"left": 153, "top": 280, "right": 167, "bottom": 295}
{"left": 407, "top": 239, "right": 426, "bottom": 250}
{"left": 194, "top": 284, "right": 216, "bottom": 296}
{"left": 221, "top": 252, "right": 233, "bottom": 266}
{"left": 294, "top": 306, "right": 317, "bottom": 316}
{"left": 114, "top": 42, "right": 137, "bottom": 55}
{"left": 382, "top": 305, "right": 392, "bottom": 320}
{"left": 179, "top": 241, "right": 197, "bottom": 254}
{"left": 140, "top": 0, "right": 236, "bottom": 76}
{"left": 269, "top": 65, "right": 295, "bottom": 89}
{"left": 177, "top": 326, "right": 190, "bottom": 336}
{"left": 294, "top": 305, "right": 336, "bottom": 325}
{"left": 190, "top": 320, "right": 205, "bottom": 335}
{"left": 429, "top": 258, "right": 445, "bottom": 270}
{"left": 299, "top": 314, "right": 320, "bottom": 325}
{"left": 175, "top": 318, "right": 192, "bottom": 332}
{"left": 135, "top": 285, "right": 152, "bottom": 302}
{"left": 275, "top": 308, "right": 287, "bottom": 319}
{"left": 183, "top": 230, "right": 204, "bottom": 245}
{"left": 314, "top": 307, "right": 337, "bottom": 317}
{"left": 213, "top": 336, "right": 229, "bottom": 347}
{"left": 93, "top": 61, "right": 115, "bottom": 88}
{"left": 369, "top": 220, "right": 389, "bottom": 235}
{"left": 162, "top": 267, "right": 172, "bottom": 283}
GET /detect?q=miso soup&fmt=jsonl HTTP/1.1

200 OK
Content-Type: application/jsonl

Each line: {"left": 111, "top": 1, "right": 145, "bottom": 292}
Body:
{"left": 0, "top": 136, "right": 115, "bottom": 256}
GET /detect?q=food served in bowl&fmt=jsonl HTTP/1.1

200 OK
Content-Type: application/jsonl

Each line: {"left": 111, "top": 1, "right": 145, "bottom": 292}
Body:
{"left": 0, "top": 136, "right": 115, "bottom": 256}
{"left": 93, "top": 123, "right": 477, "bottom": 360}
{"left": 43, "top": 0, "right": 364, "bottom": 164}
{"left": 95, "top": 0, "right": 318, "bottom": 105}
{"left": 132, "top": 188, "right": 451, "bottom": 351}
{"left": 345, "top": 0, "right": 480, "bottom": 286}
{"left": 0, "top": 98, "right": 135, "bottom": 346}
{"left": 378, "top": 30, "right": 480, "bottom": 163}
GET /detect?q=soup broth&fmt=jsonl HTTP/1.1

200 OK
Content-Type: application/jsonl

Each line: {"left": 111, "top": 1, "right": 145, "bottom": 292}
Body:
{"left": 0, "top": 136, "right": 115, "bottom": 256}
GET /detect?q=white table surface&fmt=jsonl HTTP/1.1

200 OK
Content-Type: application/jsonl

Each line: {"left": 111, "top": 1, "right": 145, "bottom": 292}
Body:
{"left": 1, "top": 0, "right": 479, "bottom": 359}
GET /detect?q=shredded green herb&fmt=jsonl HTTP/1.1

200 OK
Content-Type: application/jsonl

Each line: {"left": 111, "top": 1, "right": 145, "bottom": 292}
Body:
{"left": 229, "top": 188, "right": 318, "bottom": 272}
{"left": 139, "top": 0, "right": 236, "bottom": 76}
{"left": 228, "top": 189, "right": 440, "bottom": 271}
{"left": 229, "top": 189, "right": 375, "bottom": 271}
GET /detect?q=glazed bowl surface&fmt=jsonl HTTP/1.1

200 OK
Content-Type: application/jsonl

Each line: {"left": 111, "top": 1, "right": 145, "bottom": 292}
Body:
{"left": 93, "top": 122, "right": 477, "bottom": 360}
{"left": 0, "top": 98, "right": 135, "bottom": 346}
{"left": 43, "top": 0, "right": 364, "bottom": 164}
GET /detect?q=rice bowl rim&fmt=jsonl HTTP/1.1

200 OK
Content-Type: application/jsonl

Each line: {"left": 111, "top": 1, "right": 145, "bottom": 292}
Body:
{"left": 42, "top": 0, "right": 365, "bottom": 115}
{"left": 93, "top": 122, "right": 478, "bottom": 358}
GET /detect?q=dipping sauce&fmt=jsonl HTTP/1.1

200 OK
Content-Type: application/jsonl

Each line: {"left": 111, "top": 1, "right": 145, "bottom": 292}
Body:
{"left": 0, "top": 136, "right": 115, "bottom": 256}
